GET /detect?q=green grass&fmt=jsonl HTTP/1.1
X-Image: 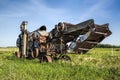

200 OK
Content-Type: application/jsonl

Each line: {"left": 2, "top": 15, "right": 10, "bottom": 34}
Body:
{"left": 0, "top": 48, "right": 120, "bottom": 80}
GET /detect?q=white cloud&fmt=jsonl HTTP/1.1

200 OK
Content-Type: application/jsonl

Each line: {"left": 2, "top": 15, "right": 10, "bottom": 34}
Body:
{"left": 78, "top": 0, "right": 113, "bottom": 21}
{"left": 0, "top": 13, "right": 27, "bottom": 17}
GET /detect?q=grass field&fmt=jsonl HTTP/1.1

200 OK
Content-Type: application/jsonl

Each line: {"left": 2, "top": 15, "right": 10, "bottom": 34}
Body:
{"left": 0, "top": 48, "right": 120, "bottom": 80}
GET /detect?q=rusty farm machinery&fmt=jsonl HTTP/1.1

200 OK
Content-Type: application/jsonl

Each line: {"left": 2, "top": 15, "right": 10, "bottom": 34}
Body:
{"left": 15, "top": 19, "right": 112, "bottom": 62}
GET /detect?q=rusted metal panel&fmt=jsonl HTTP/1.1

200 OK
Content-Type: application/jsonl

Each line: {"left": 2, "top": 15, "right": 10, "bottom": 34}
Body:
{"left": 62, "top": 19, "right": 95, "bottom": 43}
{"left": 63, "top": 19, "right": 94, "bottom": 35}
{"left": 68, "top": 21, "right": 112, "bottom": 53}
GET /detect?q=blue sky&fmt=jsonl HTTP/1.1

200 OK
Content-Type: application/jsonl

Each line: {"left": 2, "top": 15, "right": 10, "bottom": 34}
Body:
{"left": 0, "top": 0, "right": 120, "bottom": 47}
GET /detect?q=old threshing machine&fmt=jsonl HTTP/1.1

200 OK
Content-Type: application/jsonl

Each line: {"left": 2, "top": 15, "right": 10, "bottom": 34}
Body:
{"left": 16, "top": 19, "right": 112, "bottom": 62}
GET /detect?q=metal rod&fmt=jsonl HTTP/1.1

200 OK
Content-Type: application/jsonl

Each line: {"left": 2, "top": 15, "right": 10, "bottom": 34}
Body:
{"left": 21, "top": 21, "right": 28, "bottom": 58}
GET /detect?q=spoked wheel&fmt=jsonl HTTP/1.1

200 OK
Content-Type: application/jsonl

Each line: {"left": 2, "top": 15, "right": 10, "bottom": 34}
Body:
{"left": 40, "top": 55, "right": 52, "bottom": 63}
{"left": 58, "top": 54, "right": 71, "bottom": 61}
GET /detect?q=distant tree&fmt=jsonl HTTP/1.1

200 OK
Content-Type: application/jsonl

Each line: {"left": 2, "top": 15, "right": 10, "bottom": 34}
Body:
{"left": 7, "top": 46, "right": 17, "bottom": 48}
{"left": 96, "top": 44, "right": 120, "bottom": 48}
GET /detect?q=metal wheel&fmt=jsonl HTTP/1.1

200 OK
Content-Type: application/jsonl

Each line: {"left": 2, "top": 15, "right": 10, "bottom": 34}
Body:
{"left": 40, "top": 55, "right": 52, "bottom": 63}
{"left": 59, "top": 54, "right": 71, "bottom": 61}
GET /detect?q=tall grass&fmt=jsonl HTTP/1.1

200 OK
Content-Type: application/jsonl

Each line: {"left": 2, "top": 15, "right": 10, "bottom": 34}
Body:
{"left": 0, "top": 48, "right": 120, "bottom": 80}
